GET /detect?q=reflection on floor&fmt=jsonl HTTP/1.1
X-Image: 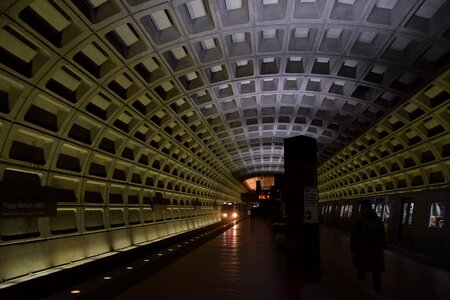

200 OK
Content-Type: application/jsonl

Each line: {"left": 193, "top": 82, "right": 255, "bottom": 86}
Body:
{"left": 115, "top": 217, "right": 450, "bottom": 300}
{"left": 114, "top": 217, "right": 319, "bottom": 300}
{"left": 34, "top": 216, "right": 450, "bottom": 300}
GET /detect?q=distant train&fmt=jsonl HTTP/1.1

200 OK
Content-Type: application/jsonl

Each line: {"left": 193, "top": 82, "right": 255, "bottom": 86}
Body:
{"left": 220, "top": 202, "right": 247, "bottom": 221}
{"left": 318, "top": 188, "right": 450, "bottom": 262}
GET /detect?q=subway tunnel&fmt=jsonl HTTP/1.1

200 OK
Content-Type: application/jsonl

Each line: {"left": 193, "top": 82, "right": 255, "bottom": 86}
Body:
{"left": 0, "top": 0, "right": 449, "bottom": 299}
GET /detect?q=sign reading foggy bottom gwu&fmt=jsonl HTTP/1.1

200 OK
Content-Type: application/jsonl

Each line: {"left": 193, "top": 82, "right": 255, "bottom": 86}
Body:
{"left": 304, "top": 187, "right": 318, "bottom": 223}
{"left": 0, "top": 199, "right": 56, "bottom": 218}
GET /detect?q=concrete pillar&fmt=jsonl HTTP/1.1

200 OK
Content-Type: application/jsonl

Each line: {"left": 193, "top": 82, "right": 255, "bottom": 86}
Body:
{"left": 284, "top": 136, "right": 320, "bottom": 270}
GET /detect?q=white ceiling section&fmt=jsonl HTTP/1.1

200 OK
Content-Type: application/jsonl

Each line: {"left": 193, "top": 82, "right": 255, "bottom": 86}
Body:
{"left": 0, "top": 0, "right": 449, "bottom": 183}
{"left": 150, "top": 9, "right": 173, "bottom": 31}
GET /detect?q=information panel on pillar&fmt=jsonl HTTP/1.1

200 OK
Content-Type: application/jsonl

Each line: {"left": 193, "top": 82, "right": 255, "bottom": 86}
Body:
{"left": 304, "top": 187, "right": 318, "bottom": 223}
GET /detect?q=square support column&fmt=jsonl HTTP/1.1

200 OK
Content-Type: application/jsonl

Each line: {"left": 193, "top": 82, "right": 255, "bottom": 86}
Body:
{"left": 284, "top": 136, "right": 320, "bottom": 270}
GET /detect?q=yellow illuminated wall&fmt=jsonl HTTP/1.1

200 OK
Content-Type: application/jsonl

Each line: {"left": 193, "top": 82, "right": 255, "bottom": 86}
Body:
{"left": 318, "top": 69, "right": 450, "bottom": 201}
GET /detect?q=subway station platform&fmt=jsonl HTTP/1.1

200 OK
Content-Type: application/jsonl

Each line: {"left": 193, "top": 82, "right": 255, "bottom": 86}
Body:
{"left": 4, "top": 216, "right": 450, "bottom": 300}
{"left": 110, "top": 217, "right": 321, "bottom": 300}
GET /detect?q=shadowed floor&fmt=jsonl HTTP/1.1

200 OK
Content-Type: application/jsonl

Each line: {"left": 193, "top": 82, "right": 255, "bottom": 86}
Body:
{"left": 111, "top": 218, "right": 450, "bottom": 300}
{"left": 320, "top": 226, "right": 450, "bottom": 300}
{"left": 113, "top": 217, "right": 319, "bottom": 300}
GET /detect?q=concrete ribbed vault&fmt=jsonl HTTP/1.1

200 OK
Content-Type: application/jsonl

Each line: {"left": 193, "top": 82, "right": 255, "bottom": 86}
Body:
{"left": 1, "top": 0, "right": 449, "bottom": 182}
{"left": 0, "top": 0, "right": 449, "bottom": 285}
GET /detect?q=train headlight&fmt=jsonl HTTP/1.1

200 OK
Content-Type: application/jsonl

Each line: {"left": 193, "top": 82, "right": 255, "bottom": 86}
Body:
{"left": 232, "top": 212, "right": 238, "bottom": 218}
{"left": 222, "top": 213, "right": 228, "bottom": 218}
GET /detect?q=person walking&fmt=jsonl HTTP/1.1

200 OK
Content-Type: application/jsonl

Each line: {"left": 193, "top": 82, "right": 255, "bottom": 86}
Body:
{"left": 350, "top": 199, "right": 386, "bottom": 292}
{"left": 248, "top": 206, "right": 255, "bottom": 224}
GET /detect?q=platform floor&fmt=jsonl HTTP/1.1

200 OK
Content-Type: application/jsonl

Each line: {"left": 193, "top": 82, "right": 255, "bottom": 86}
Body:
{"left": 320, "top": 225, "right": 450, "bottom": 300}
{"left": 112, "top": 217, "right": 450, "bottom": 300}
{"left": 113, "top": 217, "right": 318, "bottom": 300}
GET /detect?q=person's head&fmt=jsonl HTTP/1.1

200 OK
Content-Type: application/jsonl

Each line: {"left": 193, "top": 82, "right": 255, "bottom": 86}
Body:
{"left": 360, "top": 199, "right": 372, "bottom": 210}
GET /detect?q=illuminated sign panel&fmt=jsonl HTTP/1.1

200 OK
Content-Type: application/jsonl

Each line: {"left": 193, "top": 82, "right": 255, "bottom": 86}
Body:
{"left": 258, "top": 194, "right": 269, "bottom": 200}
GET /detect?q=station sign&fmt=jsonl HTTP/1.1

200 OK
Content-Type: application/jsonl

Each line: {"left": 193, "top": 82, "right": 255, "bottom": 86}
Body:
{"left": 0, "top": 199, "right": 56, "bottom": 218}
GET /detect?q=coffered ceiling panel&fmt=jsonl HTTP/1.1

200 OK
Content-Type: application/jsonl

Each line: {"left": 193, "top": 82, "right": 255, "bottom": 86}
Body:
{"left": 1, "top": 0, "right": 449, "bottom": 181}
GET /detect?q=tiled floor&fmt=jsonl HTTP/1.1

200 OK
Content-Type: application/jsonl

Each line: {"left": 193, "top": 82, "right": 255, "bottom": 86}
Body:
{"left": 113, "top": 217, "right": 319, "bottom": 300}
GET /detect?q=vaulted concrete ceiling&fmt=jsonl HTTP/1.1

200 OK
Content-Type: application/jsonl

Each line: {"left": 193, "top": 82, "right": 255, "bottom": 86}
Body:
{"left": 1, "top": 0, "right": 449, "bottom": 182}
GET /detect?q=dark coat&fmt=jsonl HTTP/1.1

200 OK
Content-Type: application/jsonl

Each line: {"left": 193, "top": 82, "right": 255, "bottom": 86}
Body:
{"left": 350, "top": 208, "right": 386, "bottom": 272}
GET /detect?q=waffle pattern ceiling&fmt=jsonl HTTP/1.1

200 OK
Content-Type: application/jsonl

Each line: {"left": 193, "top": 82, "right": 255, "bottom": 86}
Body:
{"left": 1, "top": 0, "right": 449, "bottom": 180}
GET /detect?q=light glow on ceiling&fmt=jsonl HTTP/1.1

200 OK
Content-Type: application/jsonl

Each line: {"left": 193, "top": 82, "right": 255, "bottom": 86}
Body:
{"left": 243, "top": 176, "right": 275, "bottom": 191}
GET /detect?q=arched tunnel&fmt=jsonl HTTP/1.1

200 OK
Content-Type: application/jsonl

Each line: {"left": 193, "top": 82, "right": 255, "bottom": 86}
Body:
{"left": 0, "top": 0, "right": 449, "bottom": 298}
